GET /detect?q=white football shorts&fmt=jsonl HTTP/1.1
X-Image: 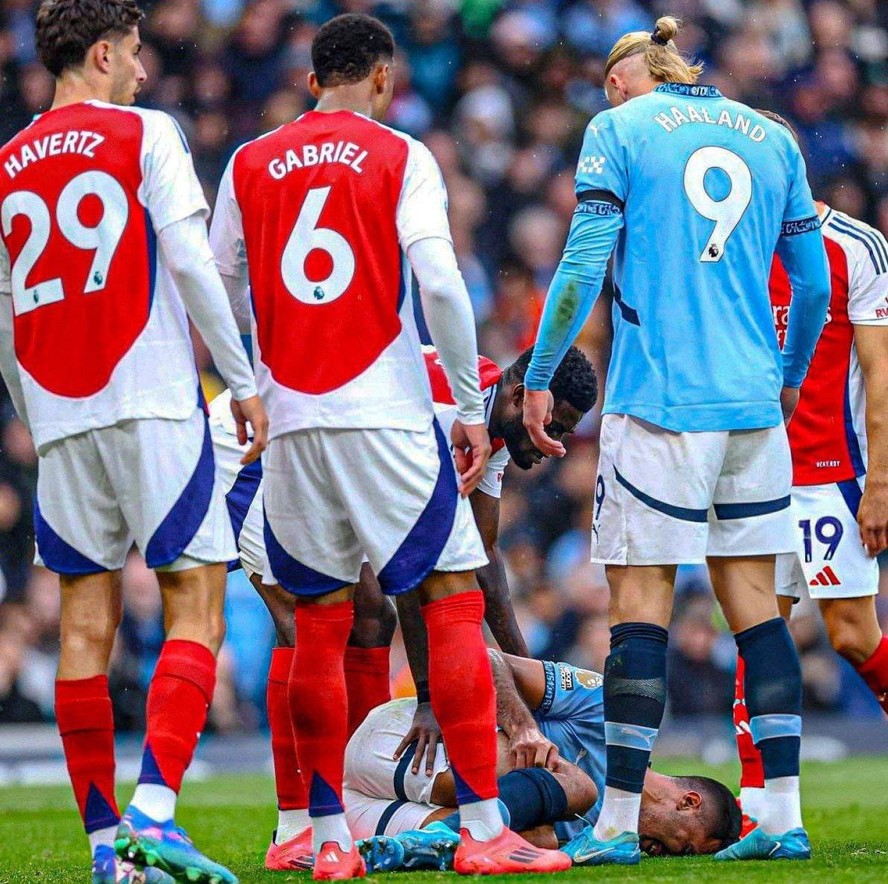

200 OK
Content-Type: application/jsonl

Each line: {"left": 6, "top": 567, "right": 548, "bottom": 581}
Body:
{"left": 209, "top": 412, "right": 264, "bottom": 577}
{"left": 344, "top": 698, "right": 448, "bottom": 838}
{"left": 592, "top": 413, "right": 794, "bottom": 565}
{"left": 262, "top": 422, "right": 487, "bottom": 596}
{"left": 776, "top": 478, "right": 878, "bottom": 600}
{"left": 34, "top": 408, "right": 237, "bottom": 575}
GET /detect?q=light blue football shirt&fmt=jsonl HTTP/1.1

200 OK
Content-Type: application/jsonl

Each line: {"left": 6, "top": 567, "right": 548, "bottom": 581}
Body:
{"left": 533, "top": 661, "right": 606, "bottom": 840}
{"left": 537, "top": 83, "right": 823, "bottom": 432}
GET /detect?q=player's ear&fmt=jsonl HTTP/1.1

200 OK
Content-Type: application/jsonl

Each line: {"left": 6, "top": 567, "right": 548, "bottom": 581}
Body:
{"left": 307, "top": 72, "right": 322, "bottom": 100}
{"left": 512, "top": 382, "right": 526, "bottom": 409}
{"left": 678, "top": 790, "right": 703, "bottom": 811}
{"left": 374, "top": 62, "right": 390, "bottom": 95}
{"left": 92, "top": 39, "right": 114, "bottom": 75}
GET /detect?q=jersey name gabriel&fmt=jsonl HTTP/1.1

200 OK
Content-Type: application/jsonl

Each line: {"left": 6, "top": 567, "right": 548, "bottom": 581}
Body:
{"left": 0, "top": 101, "right": 208, "bottom": 452}
{"left": 219, "top": 109, "right": 453, "bottom": 438}
{"left": 423, "top": 347, "right": 510, "bottom": 499}
{"left": 770, "top": 207, "right": 888, "bottom": 485}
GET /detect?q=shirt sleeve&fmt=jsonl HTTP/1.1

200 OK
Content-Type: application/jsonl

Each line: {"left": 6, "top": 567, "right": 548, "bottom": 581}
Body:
{"left": 476, "top": 446, "right": 511, "bottom": 499}
{"left": 574, "top": 110, "right": 630, "bottom": 205}
{"left": 209, "top": 154, "right": 248, "bottom": 278}
{"left": 396, "top": 140, "right": 452, "bottom": 250}
{"left": 141, "top": 111, "right": 209, "bottom": 233}
{"left": 0, "top": 240, "right": 27, "bottom": 425}
{"left": 781, "top": 138, "right": 818, "bottom": 228}
{"left": 847, "top": 227, "right": 888, "bottom": 326}
{"left": 535, "top": 661, "right": 604, "bottom": 722}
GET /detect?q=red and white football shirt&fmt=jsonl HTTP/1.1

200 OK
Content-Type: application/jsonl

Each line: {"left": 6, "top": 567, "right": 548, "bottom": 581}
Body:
{"left": 210, "top": 109, "right": 452, "bottom": 439}
{"left": 0, "top": 101, "right": 209, "bottom": 453}
{"left": 771, "top": 206, "right": 888, "bottom": 485}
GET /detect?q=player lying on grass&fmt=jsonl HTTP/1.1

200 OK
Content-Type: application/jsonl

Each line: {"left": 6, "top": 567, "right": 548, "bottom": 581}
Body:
{"left": 344, "top": 649, "right": 741, "bottom": 871}
{"left": 209, "top": 344, "right": 597, "bottom": 870}
{"left": 733, "top": 112, "right": 888, "bottom": 828}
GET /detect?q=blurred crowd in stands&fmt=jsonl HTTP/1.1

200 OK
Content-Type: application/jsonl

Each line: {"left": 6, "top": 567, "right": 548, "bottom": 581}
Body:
{"left": 2, "top": 0, "right": 888, "bottom": 729}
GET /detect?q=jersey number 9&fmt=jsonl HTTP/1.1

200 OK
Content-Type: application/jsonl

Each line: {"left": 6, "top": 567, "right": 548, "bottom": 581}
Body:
{"left": 683, "top": 147, "right": 752, "bottom": 264}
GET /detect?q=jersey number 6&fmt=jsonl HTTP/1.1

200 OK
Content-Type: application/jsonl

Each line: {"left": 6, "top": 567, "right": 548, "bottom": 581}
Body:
{"left": 1, "top": 171, "right": 128, "bottom": 316}
{"left": 281, "top": 185, "right": 356, "bottom": 306}
{"left": 683, "top": 146, "right": 752, "bottom": 264}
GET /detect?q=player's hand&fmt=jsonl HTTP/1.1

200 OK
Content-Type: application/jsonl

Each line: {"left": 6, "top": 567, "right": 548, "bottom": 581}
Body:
{"left": 523, "top": 389, "right": 565, "bottom": 459}
{"left": 393, "top": 701, "right": 442, "bottom": 777}
{"left": 508, "top": 726, "right": 559, "bottom": 771}
{"left": 780, "top": 386, "right": 800, "bottom": 425}
{"left": 451, "top": 420, "right": 492, "bottom": 497}
{"left": 858, "top": 479, "right": 888, "bottom": 557}
{"left": 231, "top": 394, "right": 268, "bottom": 465}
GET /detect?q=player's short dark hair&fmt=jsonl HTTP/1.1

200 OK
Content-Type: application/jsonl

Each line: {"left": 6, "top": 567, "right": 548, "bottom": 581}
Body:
{"left": 35, "top": 0, "right": 143, "bottom": 77}
{"left": 756, "top": 109, "right": 800, "bottom": 145}
{"left": 505, "top": 346, "right": 598, "bottom": 414}
{"left": 311, "top": 13, "right": 395, "bottom": 88}
{"left": 674, "top": 776, "right": 742, "bottom": 852}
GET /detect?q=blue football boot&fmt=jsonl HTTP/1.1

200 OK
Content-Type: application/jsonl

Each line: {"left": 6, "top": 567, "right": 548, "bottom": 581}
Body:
{"left": 562, "top": 827, "right": 641, "bottom": 866}
{"left": 92, "top": 843, "right": 175, "bottom": 883}
{"left": 714, "top": 826, "right": 811, "bottom": 861}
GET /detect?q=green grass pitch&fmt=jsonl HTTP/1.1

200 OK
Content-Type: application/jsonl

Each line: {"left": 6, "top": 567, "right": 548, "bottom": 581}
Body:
{"left": 1, "top": 758, "right": 887, "bottom": 882}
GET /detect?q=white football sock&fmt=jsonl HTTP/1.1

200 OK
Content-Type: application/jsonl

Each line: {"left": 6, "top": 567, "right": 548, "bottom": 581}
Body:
{"left": 311, "top": 812, "right": 352, "bottom": 853}
{"left": 739, "top": 785, "right": 767, "bottom": 823}
{"left": 459, "top": 798, "right": 504, "bottom": 841}
{"left": 88, "top": 825, "right": 117, "bottom": 854}
{"left": 593, "top": 786, "right": 641, "bottom": 841}
{"left": 758, "top": 776, "right": 802, "bottom": 834}
{"left": 131, "top": 784, "right": 177, "bottom": 822}
{"left": 277, "top": 808, "right": 312, "bottom": 844}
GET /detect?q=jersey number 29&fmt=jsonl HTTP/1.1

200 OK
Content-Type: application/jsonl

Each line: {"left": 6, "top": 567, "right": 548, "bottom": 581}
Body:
{"left": 683, "top": 147, "right": 752, "bottom": 263}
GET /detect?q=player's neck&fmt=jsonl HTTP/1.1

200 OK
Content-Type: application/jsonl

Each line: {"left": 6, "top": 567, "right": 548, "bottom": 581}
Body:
{"left": 50, "top": 73, "right": 112, "bottom": 112}
{"left": 313, "top": 86, "right": 375, "bottom": 120}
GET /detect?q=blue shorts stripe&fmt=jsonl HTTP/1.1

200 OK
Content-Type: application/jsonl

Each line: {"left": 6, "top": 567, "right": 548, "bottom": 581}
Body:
{"left": 144, "top": 417, "right": 215, "bottom": 568}
{"left": 837, "top": 478, "right": 863, "bottom": 518}
{"left": 843, "top": 381, "right": 867, "bottom": 477}
{"left": 377, "top": 420, "right": 458, "bottom": 595}
{"left": 604, "top": 722, "right": 658, "bottom": 752}
{"left": 393, "top": 741, "right": 417, "bottom": 802}
{"left": 376, "top": 800, "right": 407, "bottom": 836}
{"left": 713, "top": 496, "right": 790, "bottom": 520}
{"left": 224, "top": 459, "right": 262, "bottom": 572}
{"left": 749, "top": 713, "right": 802, "bottom": 743}
{"left": 34, "top": 499, "right": 107, "bottom": 575}
{"left": 613, "top": 467, "right": 708, "bottom": 523}
{"left": 263, "top": 511, "right": 352, "bottom": 597}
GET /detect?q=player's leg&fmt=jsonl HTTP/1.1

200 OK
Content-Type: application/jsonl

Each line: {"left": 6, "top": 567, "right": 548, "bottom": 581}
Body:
{"left": 820, "top": 596, "right": 888, "bottom": 712}
{"left": 263, "top": 428, "right": 368, "bottom": 879}
{"left": 346, "top": 564, "right": 396, "bottom": 737}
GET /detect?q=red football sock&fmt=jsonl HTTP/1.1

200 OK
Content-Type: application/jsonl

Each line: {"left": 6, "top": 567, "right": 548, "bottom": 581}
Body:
{"left": 734, "top": 654, "right": 765, "bottom": 789}
{"left": 422, "top": 591, "right": 497, "bottom": 804}
{"left": 857, "top": 636, "right": 888, "bottom": 714}
{"left": 268, "top": 647, "right": 308, "bottom": 810}
{"left": 289, "top": 601, "right": 353, "bottom": 816}
{"left": 139, "top": 639, "right": 216, "bottom": 793}
{"left": 344, "top": 645, "right": 391, "bottom": 738}
{"left": 55, "top": 675, "right": 120, "bottom": 834}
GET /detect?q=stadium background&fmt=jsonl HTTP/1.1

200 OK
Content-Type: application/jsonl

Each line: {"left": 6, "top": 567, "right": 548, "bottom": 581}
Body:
{"left": 0, "top": 0, "right": 887, "bottom": 750}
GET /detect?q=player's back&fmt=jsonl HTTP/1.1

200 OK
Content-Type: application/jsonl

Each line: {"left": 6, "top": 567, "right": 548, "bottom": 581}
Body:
{"left": 590, "top": 84, "right": 816, "bottom": 431}
{"left": 0, "top": 101, "right": 204, "bottom": 451}
{"left": 229, "top": 110, "right": 436, "bottom": 436}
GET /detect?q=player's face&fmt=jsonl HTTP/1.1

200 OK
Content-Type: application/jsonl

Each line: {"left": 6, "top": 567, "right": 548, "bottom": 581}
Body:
{"left": 108, "top": 27, "right": 147, "bottom": 106}
{"left": 501, "top": 395, "right": 584, "bottom": 470}
{"left": 638, "top": 798, "right": 725, "bottom": 857}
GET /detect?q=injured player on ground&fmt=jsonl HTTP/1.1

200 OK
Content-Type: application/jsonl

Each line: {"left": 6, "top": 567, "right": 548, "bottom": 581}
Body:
{"left": 344, "top": 650, "right": 742, "bottom": 870}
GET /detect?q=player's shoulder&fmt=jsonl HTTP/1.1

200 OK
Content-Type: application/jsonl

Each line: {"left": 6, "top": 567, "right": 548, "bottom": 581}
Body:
{"left": 822, "top": 207, "right": 888, "bottom": 276}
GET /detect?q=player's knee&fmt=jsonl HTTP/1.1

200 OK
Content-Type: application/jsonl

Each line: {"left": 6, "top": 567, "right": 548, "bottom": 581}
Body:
{"left": 61, "top": 605, "right": 120, "bottom": 655}
{"left": 825, "top": 619, "right": 867, "bottom": 661}
{"left": 554, "top": 764, "right": 598, "bottom": 817}
{"left": 206, "top": 609, "right": 227, "bottom": 654}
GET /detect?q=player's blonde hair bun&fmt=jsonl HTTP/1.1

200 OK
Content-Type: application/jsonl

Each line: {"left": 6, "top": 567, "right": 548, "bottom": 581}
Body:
{"left": 605, "top": 15, "right": 703, "bottom": 85}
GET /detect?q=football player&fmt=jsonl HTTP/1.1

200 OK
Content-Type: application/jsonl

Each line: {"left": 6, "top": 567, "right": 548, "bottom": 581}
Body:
{"left": 0, "top": 2, "right": 266, "bottom": 883}
{"left": 522, "top": 16, "right": 830, "bottom": 864}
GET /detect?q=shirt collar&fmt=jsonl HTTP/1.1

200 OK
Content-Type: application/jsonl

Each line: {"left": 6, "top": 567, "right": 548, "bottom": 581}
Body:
{"left": 654, "top": 83, "right": 723, "bottom": 99}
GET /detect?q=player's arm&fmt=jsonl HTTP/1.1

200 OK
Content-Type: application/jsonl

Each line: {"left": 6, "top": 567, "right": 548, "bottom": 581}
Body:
{"left": 849, "top": 235, "right": 888, "bottom": 555}
{"left": 392, "top": 591, "right": 443, "bottom": 776}
{"left": 144, "top": 114, "right": 266, "bottom": 463}
{"left": 470, "top": 488, "right": 529, "bottom": 657}
{"left": 0, "top": 240, "right": 27, "bottom": 428}
{"left": 776, "top": 144, "right": 831, "bottom": 420}
{"left": 525, "top": 112, "right": 626, "bottom": 455}
{"left": 399, "top": 142, "right": 489, "bottom": 495}
{"left": 488, "top": 648, "right": 559, "bottom": 770}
